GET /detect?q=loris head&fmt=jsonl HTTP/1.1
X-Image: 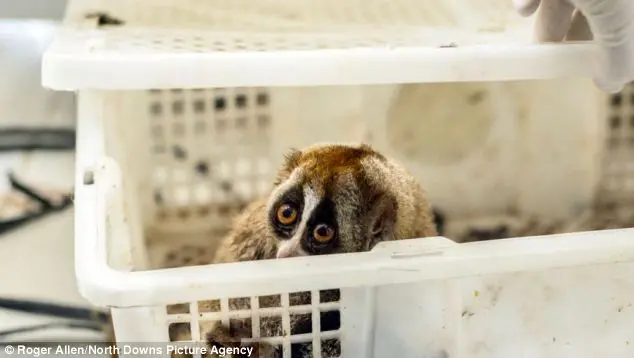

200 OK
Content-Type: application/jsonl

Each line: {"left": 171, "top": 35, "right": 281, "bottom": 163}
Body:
{"left": 266, "top": 143, "right": 435, "bottom": 259}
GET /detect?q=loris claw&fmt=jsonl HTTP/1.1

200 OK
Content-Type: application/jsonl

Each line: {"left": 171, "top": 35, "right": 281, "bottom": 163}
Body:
{"left": 205, "top": 323, "right": 276, "bottom": 358}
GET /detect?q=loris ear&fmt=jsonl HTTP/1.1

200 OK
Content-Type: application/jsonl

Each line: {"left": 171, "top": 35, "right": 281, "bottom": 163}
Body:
{"left": 358, "top": 143, "right": 373, "bottom": 151}
{"left": 274, "top": 148, "right": 302, "bottom": 185}
{"left": 284, "top": 148, "right": 302, "bottom": 168}
{"left": 365, "top": 193, "right": 398, "bottom": 250}
{"left": 358, "top": 143, "right": 386, "bottom": 161}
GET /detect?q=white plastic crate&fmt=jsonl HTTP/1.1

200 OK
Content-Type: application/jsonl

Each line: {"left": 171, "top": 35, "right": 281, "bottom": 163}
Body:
{"left": 41, "top": 0, "right": 600, "bottom": 90}
{"left": 46, "top": 0, "right": 634, "bottom": 357}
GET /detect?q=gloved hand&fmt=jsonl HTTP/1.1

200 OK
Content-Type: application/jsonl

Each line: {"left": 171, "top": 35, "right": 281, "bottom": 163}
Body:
{"left": 514, "top": 0, "right": 634, "bottom": 93}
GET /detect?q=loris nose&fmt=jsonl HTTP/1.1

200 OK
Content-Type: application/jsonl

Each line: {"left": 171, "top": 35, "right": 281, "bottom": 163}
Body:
{"left": 276, "top": 248, "right": 295, "bottom": 259}
{"left": 276, "top": 243, "right": 299, "bottom": 259}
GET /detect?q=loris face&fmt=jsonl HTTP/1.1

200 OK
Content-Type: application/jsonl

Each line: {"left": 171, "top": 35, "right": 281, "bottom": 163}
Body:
{"left": 266, "top": 143, "right": 398, "bottom": 259}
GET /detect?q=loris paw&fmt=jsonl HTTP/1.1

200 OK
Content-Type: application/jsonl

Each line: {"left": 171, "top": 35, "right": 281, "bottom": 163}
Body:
{"left": 205, "top": 324, "right": 277, "bottom": 358}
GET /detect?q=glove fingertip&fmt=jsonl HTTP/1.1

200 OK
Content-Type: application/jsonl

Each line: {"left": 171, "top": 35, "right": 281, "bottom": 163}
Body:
{"left": 593, "top": 77, "right": 626, "bottom": 94}
{"left": 514, "top": 0, "right": 540, "bottom": 16}
{"left": 533, "top": 0, "right": 575, "bottom": 42}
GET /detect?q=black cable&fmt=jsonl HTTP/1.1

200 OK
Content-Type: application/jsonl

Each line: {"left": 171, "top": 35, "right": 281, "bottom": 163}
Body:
{"left": 0, "top": 322, "right": 104, "bottom": 341}
{"left": 7, "top": 172, "right": 70, "bottom": 210}
{"left": 0, "top": 298, "right": 109, "bottom": 324}
{"left": 0, "top": 172, "right": 73, "bottom": 236}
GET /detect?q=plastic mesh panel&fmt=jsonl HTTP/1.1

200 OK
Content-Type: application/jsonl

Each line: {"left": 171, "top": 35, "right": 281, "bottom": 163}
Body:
{"left": 148, "top": 88, "right": 273, "bottom": 230}
{"left": 166, "top": 290, "right": 342, "bottom": 358}
{"left": 598, "top": 82, "right": 634, "bottom": 209}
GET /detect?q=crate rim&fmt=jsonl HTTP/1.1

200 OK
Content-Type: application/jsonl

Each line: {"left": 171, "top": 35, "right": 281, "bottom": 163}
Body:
{"left": 44, "top": 38, "right": 598, "bottom": 91}
{"left": 76, "top": 168, "right": 634, "bottom": 308}
{"left": 72, "top": 88, "right": 634, "bottom": 311}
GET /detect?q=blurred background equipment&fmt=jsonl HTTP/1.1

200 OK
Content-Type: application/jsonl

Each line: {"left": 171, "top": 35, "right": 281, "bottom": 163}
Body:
{"left": 0, "top": 17, "right": 75, "bottom": 236}
{"left": 0, "top": 0, "right": 108, "bottom": 353}
{"left": 0, "top": 14, "right": 74, "bottom": 234}
{"left": 0, "top": 0, "right": 66, "bottom": 19}
{"left": 0, "top": 297, "right": 108, "bottom": 343}
{"left": 0, "top": 18, "right": 75, "bottom": 148}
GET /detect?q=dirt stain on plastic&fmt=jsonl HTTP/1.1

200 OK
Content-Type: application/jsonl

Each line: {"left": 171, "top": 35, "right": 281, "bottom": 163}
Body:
{"left": 84, "top": 12, "right": 125, "bottom": 27}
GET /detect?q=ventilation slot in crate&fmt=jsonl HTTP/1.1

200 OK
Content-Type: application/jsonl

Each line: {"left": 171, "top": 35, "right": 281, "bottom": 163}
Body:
{"left": 148, "top": 88, "right": 273, "bottom": 226}
{"left": 166, "top": 289, "right": 342, "bottom": 358}
{"left": 600, "top": 83, "right": 634, "bottom": 210}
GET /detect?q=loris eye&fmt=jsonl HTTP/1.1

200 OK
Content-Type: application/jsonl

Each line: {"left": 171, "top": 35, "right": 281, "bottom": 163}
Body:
{"left": 313, "top": 224, "right": 335, "bottom": 243}
{"left": 276, "top": 204, "right": 298, "bottom": 225}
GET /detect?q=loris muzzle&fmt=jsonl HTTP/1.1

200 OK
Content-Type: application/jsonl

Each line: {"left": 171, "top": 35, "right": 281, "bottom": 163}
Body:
{"left": 265, "top": 143, "right": 437, "bottom": 259}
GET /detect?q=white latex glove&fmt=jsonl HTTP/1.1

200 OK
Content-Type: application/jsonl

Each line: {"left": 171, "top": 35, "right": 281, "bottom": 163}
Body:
{"left": 515, "top": 0, "right": 634, "bottom": 93}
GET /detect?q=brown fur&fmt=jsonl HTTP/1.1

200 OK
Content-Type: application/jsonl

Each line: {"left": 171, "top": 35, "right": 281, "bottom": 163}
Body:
{"left": 171, "top": 143, "right": 438, "bottom": 358}
{"left": 213, "top": 198, "right": 278, "bottom": 263}
{"left": 280, "top": 144, "right": 377, "bottom": 189}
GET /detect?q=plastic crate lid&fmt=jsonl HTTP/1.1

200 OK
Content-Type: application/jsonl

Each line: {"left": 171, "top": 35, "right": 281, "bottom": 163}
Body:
{"left": 42, "top": 0, "right": 598, "bottom": 90}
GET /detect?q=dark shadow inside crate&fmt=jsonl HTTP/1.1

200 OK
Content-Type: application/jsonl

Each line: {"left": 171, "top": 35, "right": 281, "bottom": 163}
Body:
{"left": 141, "top": 84, "right": 634, "bottom": 273}
{"left": 169, "top": 322, "right": 191, "bottom": 342}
